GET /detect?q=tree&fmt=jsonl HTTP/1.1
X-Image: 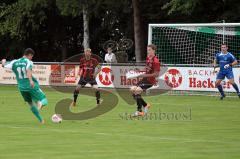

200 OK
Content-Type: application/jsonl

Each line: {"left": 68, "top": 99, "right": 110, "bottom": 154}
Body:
{"left": 132, "top": 0, "right": 145, "bottom": 62}
{"left": 56, "top": 0, "right": 102, "bottom": 50}
{"left": 162, "top": 0, "right": 240, "bottom": 22}
{"left": 82, "top": 4, "right": 89, "bottom": 49}
{"left": 0, "top": 0, "right": 49, "bottom": 59}
{"left": 0, "top": 0, "right": 49, "bottom": 39}
{"left": 162, "top": 0, "right": 200, "bottom": 15}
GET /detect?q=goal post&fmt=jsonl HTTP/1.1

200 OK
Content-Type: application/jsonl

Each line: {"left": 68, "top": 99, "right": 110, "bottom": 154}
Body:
{"left": 148, "top": 23, "right": 240, "bottom": 95}
{"left": 148, "top": 23, "right": 240, "bottom": 65}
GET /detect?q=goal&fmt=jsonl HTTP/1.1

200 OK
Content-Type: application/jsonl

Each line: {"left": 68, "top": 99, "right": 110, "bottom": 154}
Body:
{"left": 148, "top": 23, "right": 240, "bottom": 65}
{"left": 147, "top": 23, "right": 240, "bottom": 96}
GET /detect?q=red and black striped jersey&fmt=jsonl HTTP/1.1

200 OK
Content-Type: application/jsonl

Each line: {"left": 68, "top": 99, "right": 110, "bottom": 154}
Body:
{"left": 79, "top": 56, "right": 99, "bottom": 79}
{"left": 145, "top": 56, "right": 160, "bottom": 84}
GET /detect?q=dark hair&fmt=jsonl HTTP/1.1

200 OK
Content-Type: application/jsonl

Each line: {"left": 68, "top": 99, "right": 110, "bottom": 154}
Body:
{"left": 221, "top": 43, "right": 228, "bottom": 47}
{"left": 147, "top": 44, "right": 157, "bottom": 51}
{"left": 23, "top": 48, "right": 35, "bottom": 56}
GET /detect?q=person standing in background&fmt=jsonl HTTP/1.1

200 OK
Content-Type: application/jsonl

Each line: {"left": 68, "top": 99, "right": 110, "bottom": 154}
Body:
{"left": 104, "top": 47, "right": 117, "bottom": 63}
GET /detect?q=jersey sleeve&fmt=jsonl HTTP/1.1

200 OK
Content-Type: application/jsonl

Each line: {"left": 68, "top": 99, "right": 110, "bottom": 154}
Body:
{"left": 92, "top": 57, "right": 100, "bottom": 68}
{"left": 229, "top": 53, "right": 237, "bottom": 63}
{"left": 153, "top": 58, "right": 160, "bottom": 72}
{"left": 3, "top": 60, "right": 17, "bottom": 70}
{"left": 79, "top": 58, "right": 84, "bottom": 69}
{"left": 104, "top": 54, "right": 107, "bottom": 62}
{"left": 95, "top": 59, "right": 100, "bottom": 67}
{"left": 215, "top": 53, "right": 219, "bottom": 63}
{"left": 26, "top": 60, "right": 33, "bottom": 70}
{"left": 113, "top": 54, "right": 117, "bottom": 63}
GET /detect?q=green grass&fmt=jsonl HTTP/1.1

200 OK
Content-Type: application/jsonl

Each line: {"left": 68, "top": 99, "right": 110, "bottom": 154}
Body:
{"left": 0, "top": 85, "right": 240, "bottom": 159}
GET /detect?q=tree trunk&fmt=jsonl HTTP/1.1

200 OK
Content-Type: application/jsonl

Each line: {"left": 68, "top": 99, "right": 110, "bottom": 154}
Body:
{"left": 61, "top": 42, "right": 67, "bottom": 61}
{"left": 132, "top": 0, "right": 145, "bottom": 62}
{"left": 82, "top": 5, "right": 90, "bottom": 49}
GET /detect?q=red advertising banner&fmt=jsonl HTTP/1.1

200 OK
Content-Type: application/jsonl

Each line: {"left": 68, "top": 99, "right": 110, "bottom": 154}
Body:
{"left": 50, "top": 64, "right": 62, "bottom": 84}
{"left": 64, "top": 65, "right": 76, "bottom": 84}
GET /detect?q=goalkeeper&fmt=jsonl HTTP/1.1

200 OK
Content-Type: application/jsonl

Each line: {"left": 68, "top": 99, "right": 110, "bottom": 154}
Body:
{"left": 213, "top": 44, "right": 240, "bottom": 100}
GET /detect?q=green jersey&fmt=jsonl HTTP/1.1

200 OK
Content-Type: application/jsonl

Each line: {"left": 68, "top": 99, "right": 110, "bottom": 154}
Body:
{"left": 4, "top": 58, "right": 39, "bottom": 91}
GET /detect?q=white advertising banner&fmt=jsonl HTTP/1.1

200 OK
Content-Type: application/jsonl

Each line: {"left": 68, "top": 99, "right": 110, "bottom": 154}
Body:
{"left": 0, "top": 64, "right": 51, "bottom": 86}
{"left": 96, "top": 65, "right": 145, "bottom": 88}
{"left": 0, "top": 64, "right": 17, "bottom": 84}
{"left": 96, "top": 66, "right": 240, "bottom": 92}
{"left": 158, "top": 67, "right": 240, "bottom": 92}
{"left": 0, "top": 64, "right": 239, "bottom": 92}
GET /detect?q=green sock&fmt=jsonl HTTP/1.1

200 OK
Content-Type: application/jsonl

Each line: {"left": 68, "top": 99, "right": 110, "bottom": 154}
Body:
{"left": 41, "top": 98, "right": 48, "bottom": 106}
{"left": 30, "top": 105, "right": 43, "bottom": 122}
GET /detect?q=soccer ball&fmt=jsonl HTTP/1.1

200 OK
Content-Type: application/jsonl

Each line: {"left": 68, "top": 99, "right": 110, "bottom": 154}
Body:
{"left": 51, "top": 114, "right": 62, "bottom": 123}
{"left": 130, "top": 86, "right": 138, "bottom": 93}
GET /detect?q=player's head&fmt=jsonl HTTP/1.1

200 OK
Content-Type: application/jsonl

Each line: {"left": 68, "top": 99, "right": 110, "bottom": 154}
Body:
{"left": 23, "top": 48, "right": 35, "bottom": 60}
{"left": 147, "top": 44, "right": 157, "bottom": 57}
{"left": 84, "top": 48, "right": 92, "bottom": 60}
{"left": 221, "top": 43, "right": 228, "bottom": 53}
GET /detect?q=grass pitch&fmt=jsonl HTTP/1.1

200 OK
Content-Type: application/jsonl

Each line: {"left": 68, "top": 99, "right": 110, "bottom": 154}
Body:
{"left": 0, "top": 85, "right": 240, "bottom": 159}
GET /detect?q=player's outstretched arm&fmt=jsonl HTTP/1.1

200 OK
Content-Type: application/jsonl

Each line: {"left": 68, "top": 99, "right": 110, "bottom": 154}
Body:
{"left": 1, "top": 59, "right": 6, "bottom": 67}
{"left": 1, "top": 59, "right": 17, "bottom": 70}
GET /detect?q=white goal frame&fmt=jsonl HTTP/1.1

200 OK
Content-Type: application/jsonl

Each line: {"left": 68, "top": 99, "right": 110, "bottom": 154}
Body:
{"left": 148, "top": 23, "right": 240, "bottom": 45}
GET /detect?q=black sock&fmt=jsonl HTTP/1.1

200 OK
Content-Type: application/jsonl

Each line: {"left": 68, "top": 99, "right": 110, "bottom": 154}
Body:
{"left": 140, "top": 98, "right": 147, "bottom": 107}
{"left": 135, "top": 94, "right": 143, "bottom": 112}
{"left": 217, "top": 85, "right": 225, "bottom": 97}
{"left": 232, "top": 83, "right": 240, "bottom": 94}
{"left": 96, "top": 91, "right": 100, "bottom": 104}
{"left": 132, "top": 94, "right": 136, "bottom": 99}
{"left": 73, "top": 90, "right": 79, "bottom": 102}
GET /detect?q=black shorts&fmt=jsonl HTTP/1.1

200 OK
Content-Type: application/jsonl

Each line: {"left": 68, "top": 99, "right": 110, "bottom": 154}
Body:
{"left": 78, "top": 77, "right": 97, "bottom": 87}
{"left": 137, "top": 78, "right": 153, "bottom": 90}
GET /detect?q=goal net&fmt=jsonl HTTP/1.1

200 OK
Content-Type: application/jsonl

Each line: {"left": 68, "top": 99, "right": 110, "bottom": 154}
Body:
{"left": 148, "top": 23, "right": 240, "bottom": 65}
{"left": 148, "top": 23, "right": 240, "bottom": 96}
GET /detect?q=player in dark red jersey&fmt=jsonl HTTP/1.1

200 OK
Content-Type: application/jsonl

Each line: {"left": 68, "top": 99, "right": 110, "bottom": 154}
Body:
{"left": 130, "top": 44, "right": 160, "bottom": 116}
{"left": 71, "top": 48, "right": 101, "bottom": 106}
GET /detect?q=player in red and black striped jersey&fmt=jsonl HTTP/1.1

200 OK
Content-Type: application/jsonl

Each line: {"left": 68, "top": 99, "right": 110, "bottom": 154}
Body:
{"left": 130, "top": 44, "right": 160, "bottom": 116}
{"left": 71, "top": 48, "right": 101, "bottom": 106}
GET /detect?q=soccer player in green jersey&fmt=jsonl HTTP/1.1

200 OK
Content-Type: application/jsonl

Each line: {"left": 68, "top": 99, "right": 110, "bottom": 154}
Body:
{"left": 1, "top": 48, "right": 48, "bottom": 124}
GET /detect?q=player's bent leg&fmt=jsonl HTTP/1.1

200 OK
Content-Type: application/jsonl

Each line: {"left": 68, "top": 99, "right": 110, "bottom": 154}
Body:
{"left": 131, "top": 86, "right": 146, "bottom": 116}
{"left": 137, "top": 81, "right": 153, "bottom": 114}
{"left": 130, "top": 86, "right": 138, "bottom": 101}
{"left": 41, "top": 98, "right": 48, "bottom": 106}
{"left": 130, "top": 86, "right": 138, "bottom": 94}
{"left": 215, "top": 79, "right": 225, "bottom": 100}
{"left": 72, "top": 85, "right": 81, "bottom": 106}
{"left": 27, "top": 102, "right": 44, "bottom": 124}
{"left": 30, "top": 88, "right": 47, "bottom": 110}
{"left": 144, "top": 103, "right": 151, "bottom": 114}
{"left": 135, "top": 86, "right": 143, "bottom": 95}
{"left": 215, "top": 79, "right": 221, "bottom": 86}
{"left": 92, "top": 85, "right": 101, "bottom": 105}
{"left": 228, "top": 78, "right": 240, "bottom": 97}
{"left": 37, "top": 98, "right": 48, "bottom": 110}
{"left": 20, "top": 91, "right": 44, "bottom": 123}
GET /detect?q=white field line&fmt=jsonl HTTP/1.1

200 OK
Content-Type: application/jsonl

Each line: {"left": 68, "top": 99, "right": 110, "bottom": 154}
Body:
{"left": 0, "top": 124, "right": 235, "bottom": 144}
